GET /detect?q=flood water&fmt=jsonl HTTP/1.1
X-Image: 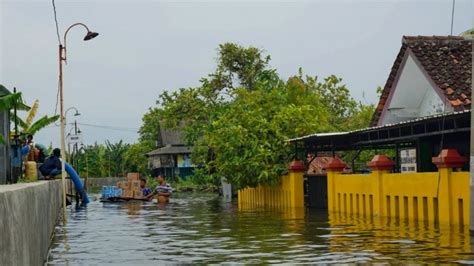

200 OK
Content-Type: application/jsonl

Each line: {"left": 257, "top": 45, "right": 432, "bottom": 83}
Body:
{"left": 47, "top": 193, "right": 474, "bottom": 264}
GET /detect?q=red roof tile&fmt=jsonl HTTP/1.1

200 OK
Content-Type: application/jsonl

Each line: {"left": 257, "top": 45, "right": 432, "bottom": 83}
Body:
{"left": 306, "top": 154, "right": 352, "bottom": 175}
{"left": 370, "top": 36, "right": 473, "bottom": 127}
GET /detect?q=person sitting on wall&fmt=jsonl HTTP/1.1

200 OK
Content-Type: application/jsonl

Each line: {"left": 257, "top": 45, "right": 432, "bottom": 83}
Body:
{"left": 39, "top": 148, "right": 62, "bottom": 180}
{"left": 34, "top": 143, "right": 49, "bottom": 163}
{"left": 140, "top": 178, "right": 152, "bottom": 200}
{"left": 147, "top": 174, "right": 173, "bottom": 203}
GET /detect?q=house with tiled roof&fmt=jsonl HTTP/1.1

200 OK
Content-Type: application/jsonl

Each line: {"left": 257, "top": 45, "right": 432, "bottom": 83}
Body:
{"left": 146, "top": 127, "right": 195, "bottom": 180}
{"left": 290, "top": 34, "right": 472, "bottom": 209}
{"left": 371, "top": 35, "right": 472, "bottom": 127}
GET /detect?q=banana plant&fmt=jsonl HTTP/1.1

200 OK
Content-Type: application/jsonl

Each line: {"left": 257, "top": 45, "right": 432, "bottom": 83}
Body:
{"left": 0, "top": 85, "right": 30, "bottom": 144}
{"left": 11, "top": 99, "right": 59, "bottom": 137}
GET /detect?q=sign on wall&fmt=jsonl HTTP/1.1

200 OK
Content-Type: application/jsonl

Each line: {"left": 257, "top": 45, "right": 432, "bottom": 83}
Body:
{"left": 400, "top": 148, "right": 417, "bottom": 173}
{"left": 178, "top": 154, "right": 194, "bottom": 167}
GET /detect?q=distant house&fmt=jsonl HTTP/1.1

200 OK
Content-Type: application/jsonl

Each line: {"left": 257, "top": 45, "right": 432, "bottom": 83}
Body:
{"left": 146, "top": 127, "right": 194, "bottom": 180}
{"left": 372, "top": 35, "right": 472, "bottom": 126}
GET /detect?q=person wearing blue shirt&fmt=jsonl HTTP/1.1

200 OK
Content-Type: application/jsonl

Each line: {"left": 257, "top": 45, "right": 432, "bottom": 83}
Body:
{"left": 39, "top": 148, "right": 62, "bottom": 180}
{"left": 140, "top": 178, "right": 152, "bottom": 199}
{"left": 147, "top": 175, "right": 172, "bottom": 203}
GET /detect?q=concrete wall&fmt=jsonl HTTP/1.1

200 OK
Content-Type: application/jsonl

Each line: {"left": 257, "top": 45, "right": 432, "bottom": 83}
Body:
{"left": 82, "top": 177, "right": 126, "bottom": 188}
{"left": 0, "top": 180, "right": 62, "bottom": 265}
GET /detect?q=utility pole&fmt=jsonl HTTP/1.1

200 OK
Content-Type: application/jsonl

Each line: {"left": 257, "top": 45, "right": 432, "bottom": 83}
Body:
{"left": 58, "top": 23, "right": 99, "bottom": 224}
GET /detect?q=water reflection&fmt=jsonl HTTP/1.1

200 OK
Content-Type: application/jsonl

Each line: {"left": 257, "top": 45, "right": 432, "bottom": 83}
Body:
{"left": 47, "top": 193, "right": 474, "bottom": 264}
{"left": 326, "top": 212, "right": 473, "bottom": 264}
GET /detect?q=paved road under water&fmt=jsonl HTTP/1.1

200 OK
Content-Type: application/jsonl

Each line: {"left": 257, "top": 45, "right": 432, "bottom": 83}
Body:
{"left": 47, "top": 193, "right": 474, "bottom": 264}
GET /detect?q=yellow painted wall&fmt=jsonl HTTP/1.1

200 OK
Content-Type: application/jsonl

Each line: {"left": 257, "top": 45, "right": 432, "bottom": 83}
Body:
{"left": 327, "top": 168, "right": 470, "bottom": 226}
{"left": 238, "top": 171, "right": 304, "bottom": 209}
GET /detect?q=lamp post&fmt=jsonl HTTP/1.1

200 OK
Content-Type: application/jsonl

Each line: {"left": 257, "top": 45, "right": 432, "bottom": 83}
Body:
{"left": 59, "top": 23, "right": 98, "bottom": 223}
{"left": 79, "top": 145, "right": 89, "bottom": 191}
{"left": 65, "top": 107, "right": 81, "bottom": 165}
{"left": 66, "top": 126, "right": 82, "bottom": 165}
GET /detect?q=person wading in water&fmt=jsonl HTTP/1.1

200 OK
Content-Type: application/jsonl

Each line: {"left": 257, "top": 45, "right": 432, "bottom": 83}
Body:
{"left": 147, "top": 174, "right": 172, "bottom": 203}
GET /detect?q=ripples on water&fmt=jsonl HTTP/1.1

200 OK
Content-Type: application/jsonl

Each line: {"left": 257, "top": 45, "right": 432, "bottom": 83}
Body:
{"left": 47, "top": 193, "right": 474, "bottom": 264}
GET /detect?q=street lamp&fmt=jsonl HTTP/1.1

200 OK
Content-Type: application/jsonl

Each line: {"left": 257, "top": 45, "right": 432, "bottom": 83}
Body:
{"left": 78, "top": 145, "right": 89, "bottom": 192}
{"left": 67, "top": 125, "right": 82, "bottom": 165}
{"left": 59, "top": 23, "right": 98, "bottom": 222}
{"left": 65, "top": 106, "right": 81, "bottom": 118}
{"left": 65, "top": 106, "right": 81, "bottom": 137}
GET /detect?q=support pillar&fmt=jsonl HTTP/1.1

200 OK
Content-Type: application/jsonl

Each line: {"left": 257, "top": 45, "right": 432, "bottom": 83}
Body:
{"left": 287, "top": 160, "right": 305, "bottom": 208}
{"left": 367, "top": 155, "right": 395, "bottom": 217}
{"left": 433, "top": 149, "right": 467, "bottom": 225}
{"left": 325, "top": 157, "right": 347, "bottom": 211}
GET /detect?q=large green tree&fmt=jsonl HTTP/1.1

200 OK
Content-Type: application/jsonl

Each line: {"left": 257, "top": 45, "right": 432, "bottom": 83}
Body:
{"left": 140, "top": 43, "right": 374, "bottom": 188}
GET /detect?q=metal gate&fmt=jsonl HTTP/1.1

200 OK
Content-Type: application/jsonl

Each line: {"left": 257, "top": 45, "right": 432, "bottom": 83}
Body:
{"left": 304, "top": 174, "right": 327, "bottom": 209}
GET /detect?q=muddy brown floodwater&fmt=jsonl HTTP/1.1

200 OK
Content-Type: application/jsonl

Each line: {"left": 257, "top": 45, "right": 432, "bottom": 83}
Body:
{"left": 47, "top": 193, "right": 474, "bottom": 264}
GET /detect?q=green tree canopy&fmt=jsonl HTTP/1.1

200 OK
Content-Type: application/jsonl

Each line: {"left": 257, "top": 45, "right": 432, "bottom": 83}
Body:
{"left": 139, "top": 43, "right": 375, "bottom": 188}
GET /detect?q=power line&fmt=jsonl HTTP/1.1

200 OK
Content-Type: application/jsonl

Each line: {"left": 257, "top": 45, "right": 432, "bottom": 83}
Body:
{"left": 77, "top": 123, "right": 138, "bottom": 133}
{"left": 450, "top": 0, "right": 456, "bottom": 35}
{"left": 46, "top": 122, "right": 138, "bottom": 133}
{"left": 54, "top": 79, "right": 60, "bottom": 116}
{"left": 51, "top": 0, "right": 61, "bottom": 45}
{"left": 51, "top": 0, "right": 61, "bottom": 117}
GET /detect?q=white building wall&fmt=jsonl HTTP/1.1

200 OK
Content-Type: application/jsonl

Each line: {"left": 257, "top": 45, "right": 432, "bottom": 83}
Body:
{"left": 419, "top": 87, "right": 446, "bottom": 117}
{"left": 381, "top": 54, "right": 451, "bottom": 125}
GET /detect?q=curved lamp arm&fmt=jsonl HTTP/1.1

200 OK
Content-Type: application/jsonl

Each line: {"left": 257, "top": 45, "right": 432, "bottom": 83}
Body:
{"left": 65, "top": 106, "right": 80, "bottom": 117}
{"left": 61, "top": 23, "right": 98, "bottom": 62}
{"left": 64, "top": 106, "right": 80, "bottom": 126}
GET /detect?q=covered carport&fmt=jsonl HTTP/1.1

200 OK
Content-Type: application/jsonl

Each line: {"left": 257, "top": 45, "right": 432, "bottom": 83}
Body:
{"left": 290, "top": 110, "right": 471, "bottom": 208}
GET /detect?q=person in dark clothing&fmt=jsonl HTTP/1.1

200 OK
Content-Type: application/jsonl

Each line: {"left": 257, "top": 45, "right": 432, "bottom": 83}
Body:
{"left": 35, "top": 143, "right": 49, "bottom": 163}
{"left": 39, "top": 148, "right": 62, "bottom": 180}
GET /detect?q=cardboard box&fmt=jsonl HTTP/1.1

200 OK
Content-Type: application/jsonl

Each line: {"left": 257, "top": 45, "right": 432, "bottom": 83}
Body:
{"left": 116, "top": 181, "right": 127, "bottom": 189}
{"left": 122, "top": 190, "right": 133, "bottom": 198}
{"left": 133, "top": 190, "right": 146, "bottom": 199}
{"left": 120, "top": 181, "right": 130, "bottom": 190}
{"left": 130, "top": 180, "right": 141, "bottom": 192}
{"left": 127, "top": 172, "right": 140, "bottom": 181}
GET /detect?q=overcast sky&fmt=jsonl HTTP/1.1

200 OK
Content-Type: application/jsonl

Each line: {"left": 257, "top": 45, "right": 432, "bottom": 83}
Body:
{"left": 1, "top": 0, "right": 473, "bottom": 148}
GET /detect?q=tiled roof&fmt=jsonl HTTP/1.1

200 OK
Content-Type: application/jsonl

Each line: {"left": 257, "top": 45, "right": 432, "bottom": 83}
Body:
{"left": 370, "top": 36, "right": 472, "bottom": 126}
{"left": 307, "top": 156, "right": 333, "bottom": 175}
{"left": 146, "top": 145, "right": 191, "bottom": 156}
{"left": 159, "top": 127, "right": 184, "bottom": 146}
{"left": 306, "top": 154, "right": 352, "bottom": 175}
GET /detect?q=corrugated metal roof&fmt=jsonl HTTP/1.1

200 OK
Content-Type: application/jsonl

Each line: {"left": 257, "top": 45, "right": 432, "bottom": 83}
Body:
{"left": 288, "top": 131, "right": 348, "bottom": 142}
{"left": 289, "top": 110, "right": 471, "bottom": 142}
